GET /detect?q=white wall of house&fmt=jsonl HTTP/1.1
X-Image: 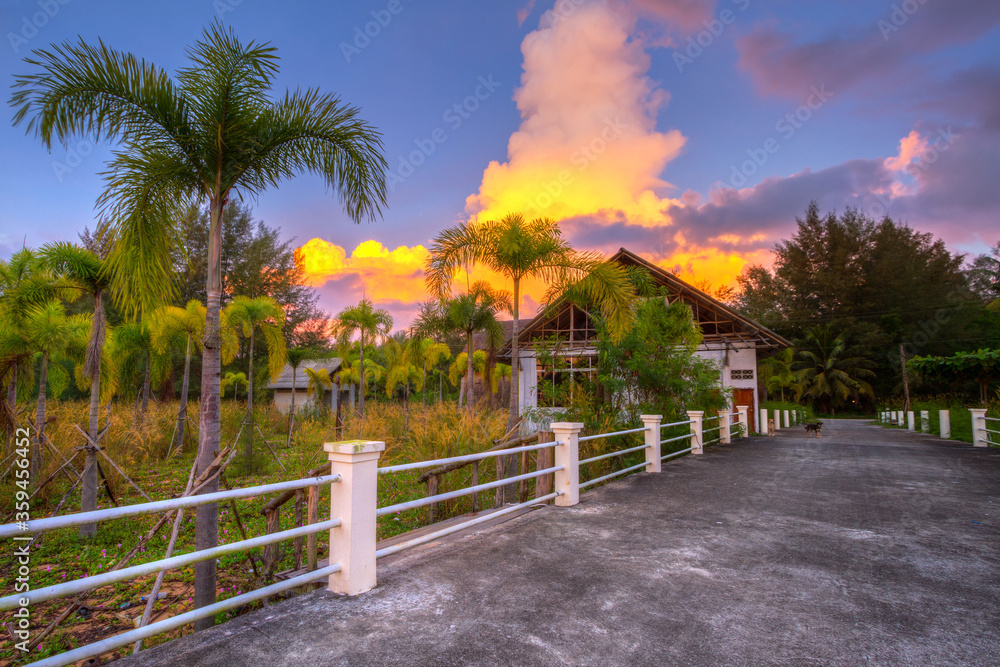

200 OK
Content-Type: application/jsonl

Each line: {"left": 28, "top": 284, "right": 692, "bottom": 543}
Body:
{"left": 694, "top": 343, "right": 759, "bottom": 419}
{"left": 273, "top": 389, "right": 316, "bottom": 416}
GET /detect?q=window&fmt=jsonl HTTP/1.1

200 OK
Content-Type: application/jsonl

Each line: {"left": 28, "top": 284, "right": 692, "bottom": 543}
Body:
{"left": 536, "top": 355, "right": 597, "bottom": 408}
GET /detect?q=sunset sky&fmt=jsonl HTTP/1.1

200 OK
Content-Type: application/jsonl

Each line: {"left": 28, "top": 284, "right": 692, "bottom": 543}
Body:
{"left": 2, "top": 0, "right": 998, "bottom": 327}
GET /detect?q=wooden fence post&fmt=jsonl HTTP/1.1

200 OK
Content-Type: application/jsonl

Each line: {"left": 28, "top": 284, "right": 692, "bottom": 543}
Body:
{"left": 535, "top": 431, "right": 554, "bottom": 503}
{"left": 306, "top": 485, "right": 319, "bottom": 572}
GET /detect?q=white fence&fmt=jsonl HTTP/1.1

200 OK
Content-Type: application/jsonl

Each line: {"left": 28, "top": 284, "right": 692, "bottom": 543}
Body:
{"left": 877, "top": 408, "right": 998, "bottom": 446}
{"left": 2, "top": 406, "right": 752, "bottom": 667}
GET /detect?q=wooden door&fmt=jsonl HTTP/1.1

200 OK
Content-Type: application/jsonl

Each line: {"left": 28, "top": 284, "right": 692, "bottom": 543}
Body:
{"left": 733, "top": 388, "right": 755, "bottom": 433}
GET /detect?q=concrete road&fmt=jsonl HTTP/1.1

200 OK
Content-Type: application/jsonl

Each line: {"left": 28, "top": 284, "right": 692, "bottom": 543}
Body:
{"left": 122, "top": 419, "right": 1000, "bottom": 666}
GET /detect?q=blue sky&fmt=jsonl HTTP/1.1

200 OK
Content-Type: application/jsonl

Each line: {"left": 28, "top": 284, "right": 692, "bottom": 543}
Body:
{"left": 2, "top": 0, "right": 998, "bottom": 323}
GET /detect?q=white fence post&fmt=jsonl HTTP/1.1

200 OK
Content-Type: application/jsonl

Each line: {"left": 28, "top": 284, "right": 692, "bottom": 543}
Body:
{"left": 551, "top": 422, "right": 583, "bottom": 506}
{"left": 325, "top": 440, "right": 384, "bottom": 596}
{"left": 720, "top": 410, "right": 731, "bottom": 444}
{"left": 920, "top": 410, "right": 929, "bottom": 432}
{"left": 759, "top": 408, "right": 769, "bottom": 435}
{"left": 773, "top": 409, "right": 781, "bottom": 431}
{"left": 640, "top": 415, "right": 662, "bottom": 472}
{"left": 898, "top": 410, "right": 905, "bottom": 426}
{"left": 736, "top": 405, "right": 749, "bottom": 438}
{"left": 792, "top": 409, "right": 797, "bottom": 425}
{"left": 970, "top": 409, "right": 988, "bottom": 447}
{"left": 940, "top": 410, "right": 951, "bottom": 439}
{"left": 907, "top": 411, "right": 915, "bottom": 431}
{"left": 783, "top": 410, "right": 790, "bottom": 428}
{"left": 687, "top": 410, "right": 704, "bottom": 454}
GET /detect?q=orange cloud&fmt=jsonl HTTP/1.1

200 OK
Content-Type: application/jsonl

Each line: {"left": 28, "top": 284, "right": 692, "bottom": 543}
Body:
{"left": 885, "top": 130, "right": 930, "bottom": 172}
{"left": 296, "top": 238, "right": 430, "bottom": 304}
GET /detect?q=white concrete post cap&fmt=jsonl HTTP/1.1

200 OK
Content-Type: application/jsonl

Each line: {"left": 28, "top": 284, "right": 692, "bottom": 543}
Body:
{"left": 686, "top": 410, "right": 704, "bottom": 416}
{"left": 323, "top": 440, "right": 386, "bottom": 455}
{"left": 549, "top": 422, "right": 585, "bottom": 431}
{"left": 639, "top": 415, "right": 663, "bottom": 422}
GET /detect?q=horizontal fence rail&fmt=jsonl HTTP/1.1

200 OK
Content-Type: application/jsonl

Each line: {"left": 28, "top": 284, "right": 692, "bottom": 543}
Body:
{"left": 662, "top": 447, "right": 694, "bottom": 461}
{"left": 0, "top": 519, "right": 342, "bottom": 612}
{"left": 0, "top": 474, "right": 341, "bottom": 540}
{"left": 660, "top": 433, "right": 694, "bottom": 445}
{"left": 578, "top": 426, "right": 649, "bottom": 443}
{"left": 378, "top": 440, "right": 558, "bottom": 475}
{"left": 377, "top": 466, "right": 563, "bottom": 517}
{"left": 26, "top": 564, "right": 341, "bottom": 667}
{"left": 580, "top": 461, "right": 649, "bottom": 490}
{"left": 661, "top": 419, "right": 695, "bottom": 429}
{"left": 376, "top": 492, "right": 562, "bottom": 559}
{"left": 579, "top": 443, "right": 649, "bottom": 466}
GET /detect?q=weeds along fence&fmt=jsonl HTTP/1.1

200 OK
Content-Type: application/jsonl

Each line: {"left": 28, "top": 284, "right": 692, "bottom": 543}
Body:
{"left": 1, "top": 405, "right": 750, "bottom": 667}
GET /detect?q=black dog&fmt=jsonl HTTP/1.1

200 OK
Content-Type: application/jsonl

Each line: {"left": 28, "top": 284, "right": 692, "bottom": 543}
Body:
{"left": 804, "top": 422, "right": 823, "bottom": 438}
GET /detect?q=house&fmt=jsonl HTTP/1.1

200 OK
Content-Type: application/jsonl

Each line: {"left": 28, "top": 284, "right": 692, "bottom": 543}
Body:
{"left": 268, "top": 358, "right": 342, "bottom": 415}
{"left": 496, "top": 248, "right": 790, "bottom": 432}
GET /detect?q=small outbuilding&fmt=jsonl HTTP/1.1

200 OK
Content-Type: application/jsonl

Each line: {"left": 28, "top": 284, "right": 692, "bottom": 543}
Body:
{"left": 497, "top": 248, "right": 790, "bottom": 432}
{"left": 268, "top": 358, "right": 341, "bottom": 415}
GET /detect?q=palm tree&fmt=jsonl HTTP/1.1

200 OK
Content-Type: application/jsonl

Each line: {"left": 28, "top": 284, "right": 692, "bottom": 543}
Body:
{"left": 793, "top": 325, "right": 876, "bottom": 414}
{"left": 40, "top": 242, "right": 114, "bottom": 536}
{"left": 760, "top": 348, "right": 799, "bottom": 402}
{"left": 23, "top": 302, "right": 89, "bottom": 475}
{"left": 113, "top": 320, "right": 156, "bottom": 420}
{"left": 331, "top": 298, "right": 392, "bottom": 418}
{"left": 283, "top": 347, "right": 314, "bottom": 447}
{"left": 303, "top": 366, "right": 333, "bottom": 411}
{"left": 442, "top": 283, "right": 509, "bottom": 416}
{"left": 404, "top": 337, "right": 451, "bottom": 407}
{"left": 425, "top": 214, "right": 636, "bottom": 431}
{"left": 11, "top": 23, "right": 387, "bottom": 619}
{"left": 0, "top": 248, "right": 60, "bottom": 435}
{"left": 221, "top": 371, "right": 248, "bottom": 402}
{"left": 149, "top": 301, "right": 231, "bottom": 453}
{"left": 224, "top": 295, "right": 286, "bottom": 471}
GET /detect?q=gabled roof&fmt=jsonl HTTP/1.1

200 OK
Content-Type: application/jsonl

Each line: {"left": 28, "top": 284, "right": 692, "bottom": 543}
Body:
{"left": 267, "top": 358, "right": 341, "bottom": 390}
{"left": 498, "top": 247, "right": 790, "bottom": 357}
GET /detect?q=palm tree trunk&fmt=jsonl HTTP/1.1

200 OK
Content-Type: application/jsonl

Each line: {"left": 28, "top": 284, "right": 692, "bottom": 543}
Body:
{"left": 422, "top": 361, "right": 427, "bottom": 408}
{"left": 466, "top": 332, "right": 475, "bottom": 415}
{"left": 194, "top": 196, "right": 224, "bottom": 631}
{"left": 286, "top": 366, "right": 297, "bottom": 448}
{"left": 245, "top": 327, "right": 255, "bottom": 472}
{"left": 507, "top": 280, "right": 520, "bottom": 432}
{"left": 32, "top": 353, "right": 48, "bottom": 478}
{"left": 174, "top": 335, "right": 192, "bottom": 453}
{"left": 79, "top": 362, "right": 101, "bottom": 538}
{"left": 358, "top": 331, "right": 366, "bottom": 418}
{"left": 503, "top": 280, "right": 521, "bottom": 503}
